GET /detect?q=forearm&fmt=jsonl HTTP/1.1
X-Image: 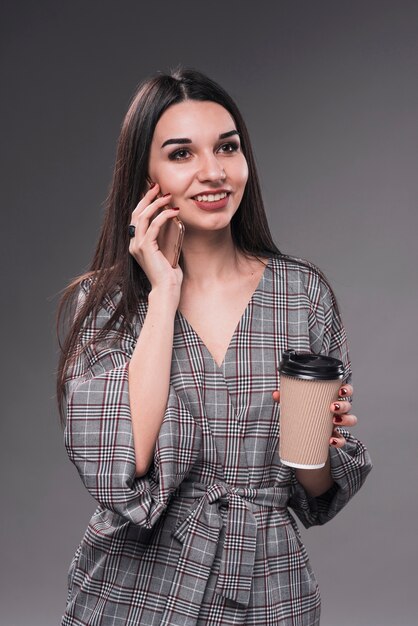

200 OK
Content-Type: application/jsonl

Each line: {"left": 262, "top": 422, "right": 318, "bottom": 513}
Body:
{"left": 295, "top": 455, "right": 334, "bottom": 498}
{"left": 128, "top": 288, "right": 177, "bottom": 477}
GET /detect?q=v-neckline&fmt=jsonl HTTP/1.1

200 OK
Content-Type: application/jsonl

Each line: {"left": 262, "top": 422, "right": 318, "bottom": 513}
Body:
{"left": 176, "top": 257, "right": 271, "bottom": 370}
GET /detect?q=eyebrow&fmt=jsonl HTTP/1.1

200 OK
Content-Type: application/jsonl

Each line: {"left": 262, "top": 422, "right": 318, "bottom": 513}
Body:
{"left": 161, "top": 129, "right": 240, "bottom": 149}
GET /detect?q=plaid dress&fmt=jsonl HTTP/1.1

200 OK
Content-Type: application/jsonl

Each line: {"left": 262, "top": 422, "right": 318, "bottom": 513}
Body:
{"left": 61, "top": 255, "right": 372, "bottom": 626}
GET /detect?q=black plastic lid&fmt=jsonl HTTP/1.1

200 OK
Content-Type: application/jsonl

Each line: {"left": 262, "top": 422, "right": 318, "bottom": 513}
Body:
{"left": 279, "top": 349, "right": 344, "bottom": 380}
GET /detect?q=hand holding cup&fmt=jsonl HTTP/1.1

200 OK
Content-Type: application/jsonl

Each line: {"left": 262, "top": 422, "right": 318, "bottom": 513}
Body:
{"left": 274, "top": 351, "right": 356, "bottom": 468}
{"left": 272, "top": 382, "right": 356, "bottom": 448}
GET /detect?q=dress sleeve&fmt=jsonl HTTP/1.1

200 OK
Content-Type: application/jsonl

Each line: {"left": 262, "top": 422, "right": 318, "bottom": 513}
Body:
{"left": 288, "top": 272, "right": 373, "bottom": 528}
{"left": 63, "top": 279, "right": 202, "bottom": 527}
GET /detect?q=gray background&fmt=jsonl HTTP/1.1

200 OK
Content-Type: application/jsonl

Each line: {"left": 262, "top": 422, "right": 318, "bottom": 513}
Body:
{"left": 1, "top": 1, "right": 417, "bottom": 624}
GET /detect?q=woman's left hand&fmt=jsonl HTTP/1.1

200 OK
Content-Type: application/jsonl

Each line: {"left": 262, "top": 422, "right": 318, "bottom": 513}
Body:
{"left": 328, "top": 383, "right": 357, "bottom": 447}
{"left": 272, "top": 383, "right": 357, "bottom": 448}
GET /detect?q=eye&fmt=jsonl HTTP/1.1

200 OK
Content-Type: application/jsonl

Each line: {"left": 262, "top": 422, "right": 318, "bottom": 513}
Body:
{"left": 168, "top": 149, "right": 191, "bottom": 161}
{"left": 218, "top": 141, "right": 240, "bottom": 154}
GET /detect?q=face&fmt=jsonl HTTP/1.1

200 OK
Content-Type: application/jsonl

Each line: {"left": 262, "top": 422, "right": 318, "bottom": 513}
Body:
{"left": 147, "top": 100, "right": 249, "bottom": 234}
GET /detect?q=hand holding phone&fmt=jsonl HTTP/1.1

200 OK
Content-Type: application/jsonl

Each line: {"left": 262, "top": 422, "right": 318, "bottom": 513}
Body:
{"left": 147, "top": 178, "right": 185, "bottom": 268}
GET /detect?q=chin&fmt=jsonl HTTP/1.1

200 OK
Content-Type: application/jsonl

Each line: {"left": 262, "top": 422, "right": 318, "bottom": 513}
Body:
{"left": 187, "top": 214, "right": 235, "bottom": 230}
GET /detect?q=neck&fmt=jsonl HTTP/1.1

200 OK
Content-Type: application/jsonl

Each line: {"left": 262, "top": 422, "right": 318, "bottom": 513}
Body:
{"left": 180, "top": 229, "right": 248, "bottom": 285}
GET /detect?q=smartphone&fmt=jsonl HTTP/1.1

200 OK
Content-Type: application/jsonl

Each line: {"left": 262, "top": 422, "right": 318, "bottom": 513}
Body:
{"left": 147, "top": 178, "right": 185, "bottom": 268}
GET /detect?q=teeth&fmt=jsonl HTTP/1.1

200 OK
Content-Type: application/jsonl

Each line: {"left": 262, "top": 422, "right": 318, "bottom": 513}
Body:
{"left": 195, "top": 192, "right": 228, "bottom": 202}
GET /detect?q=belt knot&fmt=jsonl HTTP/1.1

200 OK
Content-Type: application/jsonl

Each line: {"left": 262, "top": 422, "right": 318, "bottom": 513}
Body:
{"left": 205, "top": 481, "right": 230, "bottom": 505}
{"left": 167, "top": 481, "right": 288, "bottom": 611}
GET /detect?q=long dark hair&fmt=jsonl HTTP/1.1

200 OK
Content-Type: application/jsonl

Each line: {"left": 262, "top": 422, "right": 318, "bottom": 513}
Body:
{"left": 56, "top": 64, "right": 341, "bottom": 426}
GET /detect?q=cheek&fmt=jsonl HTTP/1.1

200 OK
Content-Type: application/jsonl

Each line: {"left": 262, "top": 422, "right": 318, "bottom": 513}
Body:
{"left": 170, "top": 168, "right": 193, "bottom": 187}
{"left": 232, "top": 161, "right": 248, "bottom": 197}
{"left": 235, "top": 156, "right": 249, "bottom": 186}
{"left": 154, "top": 165, "right": 189, "bottom": 195}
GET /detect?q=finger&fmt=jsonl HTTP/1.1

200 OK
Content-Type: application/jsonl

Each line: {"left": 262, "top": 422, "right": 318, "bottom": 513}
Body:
{"left": 330, "top": 429, "right": 346, "bottom": 448}
{"left": 135, "top": 207, "right": 181, "bottom": 257}
{"left": 133, "top": 192, "right": 172, "bottom": 220}
{"left": 144, "top": 180, "right": 160, "bottom": 198}
{"left": 272, "top": 390, "right": 280, "bottom": 403}
{"left": 129, "top": 206, "right": 180, "bottom": 251}
{"left": 333, "top": 412, "right": 357, "bottom": 427}
{"left": 132, "top": 193, "right": 173, "bottom": 238}
{"left": 338, "top": 383, "right": 353, "bottom": 398}
{"left": 146, "top": 207, "right": 181, "bottom": 237}
{"left": 331, "top": 400, "right": 352, "bottom": 414}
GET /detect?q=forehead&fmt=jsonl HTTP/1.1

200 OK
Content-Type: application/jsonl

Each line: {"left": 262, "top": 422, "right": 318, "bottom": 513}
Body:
{"left": 153, "top": 100, "right": 236, "bottom": 140}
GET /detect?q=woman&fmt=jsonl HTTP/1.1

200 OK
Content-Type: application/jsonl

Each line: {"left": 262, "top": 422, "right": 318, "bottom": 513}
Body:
{"left": 57, "top": 66, "right": 372, "bottom": 626}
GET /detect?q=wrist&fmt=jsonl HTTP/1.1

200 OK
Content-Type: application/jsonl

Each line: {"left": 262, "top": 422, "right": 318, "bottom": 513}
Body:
{"left": 295, "top": 456, "right": 334, "bottom": 497}
{"left": 148, "top": 287, "right": 179, "bottom": 315}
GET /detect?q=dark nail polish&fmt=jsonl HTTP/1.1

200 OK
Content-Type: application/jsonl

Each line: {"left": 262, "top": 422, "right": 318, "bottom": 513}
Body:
{"left": 172, "top": 207, "right": 180, "bottom": 211}
{"left": 334, "top": 403, "right": 340, "bottom": 411}
{"left": 331, "top": 438, "right": 338, "bottom": 446}
{"left": 340, "top": 387, "right": 348, "bottom": 396}
{"left": 334, "top": 416, "right": 343, "bottom": 423}
{"left": 162, "top": 192, "right": 171, "bottom": 197}
{"left": 149, "top": 181, "right": 156, "bottom": 189}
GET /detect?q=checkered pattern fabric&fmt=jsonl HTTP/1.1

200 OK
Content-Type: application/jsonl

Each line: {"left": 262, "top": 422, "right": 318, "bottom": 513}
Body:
{"left": 61, "top": 255, "right": 372, "bottom": 625}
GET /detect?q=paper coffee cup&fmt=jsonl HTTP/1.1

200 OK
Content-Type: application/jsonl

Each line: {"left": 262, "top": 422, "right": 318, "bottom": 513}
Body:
{"left": 278, "top": 350, "right": 344, "bottom": 469}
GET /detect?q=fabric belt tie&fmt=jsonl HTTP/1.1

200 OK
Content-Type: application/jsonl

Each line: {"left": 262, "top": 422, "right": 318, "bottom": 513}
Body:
{"left": 159, "top": 481, "right": 289, "bottom": 625}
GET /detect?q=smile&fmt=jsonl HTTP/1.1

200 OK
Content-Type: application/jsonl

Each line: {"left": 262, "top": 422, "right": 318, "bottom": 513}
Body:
{"left": 193, "top": 191, "right": 229, "bottom": 202}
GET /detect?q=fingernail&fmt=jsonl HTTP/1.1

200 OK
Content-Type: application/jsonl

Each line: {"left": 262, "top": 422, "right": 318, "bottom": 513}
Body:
{"left": 148, "top": 181, "right": 156, "bottom": 189}
{"left": 334, "top": 416, "right": 343, "bottom": 423}
{"left": 172, "top": 207, "right": 180, "bottom": 211}
{"left": 162, "top": 192, "right": 171, "bottom": 197}
{"left": 340, "top": 387, "right": 348, "bottom": 396}
{"left": 331, "top": 438, "right": 339, "bottom": 446}
{"left": 333, "top": 403, "right": 340, "bottom": 411}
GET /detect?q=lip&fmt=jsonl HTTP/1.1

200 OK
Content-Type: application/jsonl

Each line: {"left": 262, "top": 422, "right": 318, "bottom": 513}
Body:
{"left": 192, "top": 193, "right": 230, "bottom": 211}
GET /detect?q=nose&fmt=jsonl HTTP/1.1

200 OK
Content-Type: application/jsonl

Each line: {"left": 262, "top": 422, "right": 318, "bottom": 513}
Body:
{"left": 197, "top": 151, "right": 226, "bottom": 182}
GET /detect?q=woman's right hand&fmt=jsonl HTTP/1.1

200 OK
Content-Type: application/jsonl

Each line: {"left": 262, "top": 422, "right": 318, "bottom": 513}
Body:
{"left": 129, "top": 182, "right": 183, "bottom": 299}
